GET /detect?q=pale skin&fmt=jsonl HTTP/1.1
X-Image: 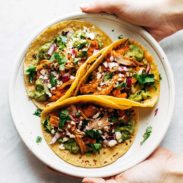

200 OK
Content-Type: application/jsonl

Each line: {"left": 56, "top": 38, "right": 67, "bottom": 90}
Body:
{"left": 80, "top": 0, "right": 183, "bottom": 182}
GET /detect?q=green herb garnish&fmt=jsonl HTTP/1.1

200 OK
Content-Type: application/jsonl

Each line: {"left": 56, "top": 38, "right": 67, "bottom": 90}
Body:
{"left": 25, "top": 65, "right": 36, "bottom": 83}
{"left": 87, "top": 143, "right": 102, "bottom": 153}
{"left": 109, "top": 116, "right": 118, "bottom": 123}
{"left": 51, "top": 52, "right": 67, "bottom": 70}
{"left": 50, "top": 73, "right": 57, "bottom": 87}
{"left": 85, "top": 130, "right": 102, "bottom": 141}
{"left": 104, "top": 73, "right": 113, "bottom": 81}
{"left": 55, "top": 35, "right": 67, "bottom": 50}
{"left": 140, "top": 126, "right": 152, "bottom": 145}
{"left": 59, "top": 109, "right": 70, "bottom": 129}
{"left": 134, "top": 73, "right": 155, "bottom": 85}
{"left": 64, "top": 139, "right": 80, "bottom": 154}
{"left": 116, "top": 82, "right": 127, "bottom": 89}
{"left": 33, "top": 108, "right": 42, "bottom": 117}
{"left": 78, "top": 50, "right": 88, "bottom": 58}
{"left": 36, "top": 136, "right": 42, "bottom": 143}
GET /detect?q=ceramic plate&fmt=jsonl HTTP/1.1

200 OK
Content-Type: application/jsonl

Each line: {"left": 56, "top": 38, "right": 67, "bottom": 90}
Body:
{"left": 9, "top": 13, "right": 175, "bottom": 178}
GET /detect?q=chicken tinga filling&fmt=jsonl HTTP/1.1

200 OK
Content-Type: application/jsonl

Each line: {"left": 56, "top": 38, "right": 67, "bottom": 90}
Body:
{"left": 80, "top": 40, "right": 159, "bottom": 102}
{"left": 42, "top": 104, "right": 135, "bottom": 154}
{"left": 25, "top": 26, "right": 104, "bottom": 103}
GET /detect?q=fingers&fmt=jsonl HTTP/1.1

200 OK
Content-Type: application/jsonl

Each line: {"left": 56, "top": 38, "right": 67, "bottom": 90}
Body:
{"left": 148, "top": 147, "right": 173, "bottom": 159}
{"left": 80, "top": 0, "right": 121, "bottom": 14}
{"left": 82, "top": 177, "right": 106, "bottom": 183}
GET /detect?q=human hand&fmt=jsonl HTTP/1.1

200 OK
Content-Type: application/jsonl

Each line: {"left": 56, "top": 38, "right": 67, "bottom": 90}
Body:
{"left": 81, "top": 0, "right": 183, "bottom": 41}
{"left": 82, "top": 147, "right": 183, "bottom": 183}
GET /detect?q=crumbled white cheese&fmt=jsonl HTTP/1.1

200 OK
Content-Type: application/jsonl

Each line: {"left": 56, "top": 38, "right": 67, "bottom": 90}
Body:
{"left": 63, "top": 137, "right": 69, "bottom": 142}
{"left": 47, "top": 83, "right": 52, "bottom": 89}
{"left": 118, "top": 73, "right": 124, "bottom": 78}
{"left": 97, "top": 73, "right": 102, "bottom": 79}
{"left": 70, "top": 75, "right": 75, "bottom": 80}
{"left": 40, "top": 69, "right": 47, "bottom": 75}
{"left": 93, "top": 49, "right": 99, "bottom": 55}
{"left": 108, "top": 62, "right": 118, "bottom": 69}
{"left": 86, "top": 32, "right": 95, "bottom": 40}
{"left": 103, "top": 62, "right": 108, "bottom": 68}
{"left": 108, "top": 140, "right": 117, "bottom": 147}
{"left": 66, "top": 131, "right": 75, "bottom": 138}
{"left": 115, "top": 132, "right": 122, "bottom": 142}
{"left": 59, "top": 144, "right": 65, "bottom": 150}
{"left": 51, "top": 129, "right": 55, "bottom": 134}
{"left": 110, "top": 56, "right": 114, "bottom": 62}
{"left": 71, "top": 121, "right": 75, "bottom": 125}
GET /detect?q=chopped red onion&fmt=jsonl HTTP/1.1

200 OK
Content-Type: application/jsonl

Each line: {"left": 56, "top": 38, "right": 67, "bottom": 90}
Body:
{"left": 93, "top": 49, "right": 99, "bottom": 55}
{"left": 47, "top": 43, "right": 56, "bottom": 56}
{"left": 118, "top": 66, "right": 128, "bottom": 72}
{"left": 49, "top": 132, "right": 61, "bottom": 145}
{"left": 146, "top": 64, "right": 151, "bottom": 74}
{"left": 62, "top": 73, "right": 70, "bottom": 83}
{"left": 126, "top": 77, "right": 132, "bottom": 87}
{"left": 71, "top": 49, "right": 77, "bottom": 57}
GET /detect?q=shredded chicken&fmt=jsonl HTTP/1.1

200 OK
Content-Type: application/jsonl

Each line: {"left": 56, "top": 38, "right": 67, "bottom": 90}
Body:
{"left": 95, "top": 75, "right": 118, "bottom": 95}
{"left": 80, "top": 79, "right": 100, "bottom": 94}
{"left": 75, "top": 135, "right": 87, "bottom": 154}
{"left": 88, "top": 114, "right": 109, "bottom": 130}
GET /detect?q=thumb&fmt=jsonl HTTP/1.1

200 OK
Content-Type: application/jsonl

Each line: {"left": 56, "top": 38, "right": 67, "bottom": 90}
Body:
{"left": 80, "top": 0, "right": 121, "bottom": 14}
{"left": 82, "top": 177, "right": 106, "bottom": 183}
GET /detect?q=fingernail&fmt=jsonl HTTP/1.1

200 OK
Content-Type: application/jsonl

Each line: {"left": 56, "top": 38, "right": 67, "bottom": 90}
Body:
{"left": 80, "top": 3, "right": 90, "bottom": 9}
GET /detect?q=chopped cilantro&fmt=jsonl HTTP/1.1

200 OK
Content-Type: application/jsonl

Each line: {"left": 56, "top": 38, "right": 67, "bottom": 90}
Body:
{"left": 43, "top": 119, "right": 52, "bottom": 133}
{"left": 87, "top": 143, "right": 102, "bottom": 153}
{"left": 64, "top": 139, "right": 80, "bottom": 154}
{"left": 140, "top": 126, "right": 152, "bottom": 145}
{"left": 51, "top": 52, "right": 67, "bottom": 70}
{"left": 73, "top": 58, "right": 80, "bottom": 65}
{"left": 109, "top": 116, "right": 118, "bottom": 123}
{"left": 118, "top": 34, "right": 123, "bottom": 39}
{"left": 36, "top": 136, "right": 42, "bottom": 143}
{"left": 25, "top": 65, "right": 36, "bottom": 83}
{"left": 55, "top": 35, "right": 67, "bottom": 50}
{"left": 104, "top": 73, "right": 113, "bottom": 81}
{"left": 33, "top": 108, "right": 42, "bottom": 117}
{"left": 78, "top": 50, "right": 88, "bottom": 58}
{"left": 59, "top": 109, "right": 70, "bottom": 129}
{"left": 50, "top": 73, "right": 57, "bottom": 87}
{"left": 134, "top": 73, "right": 155, "bottom": 85}
{"left": 85, "top": 130, "right": 102, "bottom": 141}
{"left": 116, "top": 82, "right": 127, "bottom": 89}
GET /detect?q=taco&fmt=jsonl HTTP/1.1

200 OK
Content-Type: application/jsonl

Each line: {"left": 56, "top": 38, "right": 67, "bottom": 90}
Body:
{"left": 24, "top": 20, "right": 112, "bottom": 109}
{"left": 41, "top": 95, "right": 138, "bottom": 167}
{"left": 73, "top": 38, "right": 160, "bottom": 107}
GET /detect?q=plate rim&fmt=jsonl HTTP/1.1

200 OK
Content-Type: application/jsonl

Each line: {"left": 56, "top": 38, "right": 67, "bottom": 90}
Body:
{"left": 8, "top": 12, "right": 175, "bottom": 178}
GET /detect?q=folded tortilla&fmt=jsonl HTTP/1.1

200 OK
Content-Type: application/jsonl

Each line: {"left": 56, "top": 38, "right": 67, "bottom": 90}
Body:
{"left": 72, "top": 38, "right": 160, "bottom": 108}
{"left": 41, "top": 95, "right": 138, "bottom": 168}
{"left": 24, "top": 20, "right": 112, "bottom": 109}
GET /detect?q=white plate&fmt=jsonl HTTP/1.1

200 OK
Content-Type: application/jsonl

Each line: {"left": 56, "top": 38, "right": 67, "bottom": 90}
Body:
{"left": 9, "top": 13, "right": 175, "bottom": 178}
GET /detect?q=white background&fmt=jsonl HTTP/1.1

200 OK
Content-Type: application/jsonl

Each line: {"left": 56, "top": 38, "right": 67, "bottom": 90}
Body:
{"left": 0, "top": 0, "right": 183, "bottom": 182}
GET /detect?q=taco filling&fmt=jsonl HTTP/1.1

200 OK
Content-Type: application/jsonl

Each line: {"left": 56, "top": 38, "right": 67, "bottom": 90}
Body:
{"left": 24, "top": 23, "right": 108, "bottom": 104}
{"left": 79, "top": 40, "right": 159, "bottom": 102}
{"left": 42, "top": 103, "right": 135, "bottom": 155}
